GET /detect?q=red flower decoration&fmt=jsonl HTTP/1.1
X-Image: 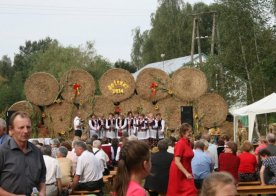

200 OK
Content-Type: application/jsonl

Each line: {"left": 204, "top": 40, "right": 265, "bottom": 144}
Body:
{"left": 73, "top": 83, "right": 81, "bottom": 96}
{"left": 114, "top": 106, "right": 121, "bottom": 113}
{"left": 150, "top": 82, "right": 158, "bottom": 96}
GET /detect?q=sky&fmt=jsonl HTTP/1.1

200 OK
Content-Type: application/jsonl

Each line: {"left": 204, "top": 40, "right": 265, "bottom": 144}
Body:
{"left": 0, "top": 0, "right": 214, "bottom": 63}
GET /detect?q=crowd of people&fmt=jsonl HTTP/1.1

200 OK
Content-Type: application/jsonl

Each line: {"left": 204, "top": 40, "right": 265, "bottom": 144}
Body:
{"left": 0, "top": 111, "right": 276, "bottom": 196}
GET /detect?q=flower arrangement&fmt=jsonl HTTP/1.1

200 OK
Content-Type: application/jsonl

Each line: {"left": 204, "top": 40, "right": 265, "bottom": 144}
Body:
{"left": 73, "top": 83, "right": 81, "bottom": 96}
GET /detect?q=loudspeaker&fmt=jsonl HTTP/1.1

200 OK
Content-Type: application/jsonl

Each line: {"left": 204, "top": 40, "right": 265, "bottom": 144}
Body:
{"left": 181, "top": 106, "right": 193, "bottom": 127}
{"left": 6, "top": 110, "right": 16, "bottom": 131}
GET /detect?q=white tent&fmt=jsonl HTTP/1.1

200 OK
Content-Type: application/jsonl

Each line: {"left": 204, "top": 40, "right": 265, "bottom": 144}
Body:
{"left": 233, "top": 92, "right": 276, "bottom": 142}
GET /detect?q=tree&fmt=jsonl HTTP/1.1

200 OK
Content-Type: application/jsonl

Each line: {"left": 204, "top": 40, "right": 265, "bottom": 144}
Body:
{"left": 114, "top": 60, "right": 137, "bottom": 73}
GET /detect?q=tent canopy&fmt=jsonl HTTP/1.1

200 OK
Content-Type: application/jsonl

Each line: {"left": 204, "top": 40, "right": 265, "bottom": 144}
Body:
{"left": 233, "top": 93, "right": 276, "bottom": 142}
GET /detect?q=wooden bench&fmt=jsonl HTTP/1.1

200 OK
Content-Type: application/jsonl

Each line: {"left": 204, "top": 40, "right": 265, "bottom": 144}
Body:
{"left": 237, "top": 185, "right": 276, "bottom": 195}
{"left": 238, "top": 181, "right": 261, "bottom": 186}
{"left": 70, "top": 190, "right": 100, "bottom": 196}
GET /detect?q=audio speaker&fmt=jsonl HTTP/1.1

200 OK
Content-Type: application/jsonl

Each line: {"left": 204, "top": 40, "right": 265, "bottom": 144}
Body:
{"left": 181, "top": 106, "right": 193, "bottom": 127}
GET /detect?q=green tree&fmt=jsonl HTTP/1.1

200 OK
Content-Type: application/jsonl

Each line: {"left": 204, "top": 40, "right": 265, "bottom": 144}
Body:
{"left": 114, "top": 60, "right": 137, "bottom": 73}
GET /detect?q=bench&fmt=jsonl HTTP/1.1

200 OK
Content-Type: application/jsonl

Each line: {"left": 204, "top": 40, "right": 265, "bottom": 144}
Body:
{"left": 238, "top": 181, "right": 261, "bottom": 186}
{"left": 70, "top": 190, "right": 101, "bottom": 196}
{"left": 237, "top": 185, "right": 276, "bottom": 195}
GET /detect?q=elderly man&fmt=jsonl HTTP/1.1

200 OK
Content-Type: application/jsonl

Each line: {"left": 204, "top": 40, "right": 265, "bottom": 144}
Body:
{"left": 71, "top": 141, "right": 103, "bottom": 193}
{"left": 92, "top": 140, "right": 110, "bottom": 175}
{"left": 41, "top": 145, "right": 62, "bottom": 196}
{"left": 0, "top": 111, "right": 46, "bottom": 195}
{"left": 0, "top": 118, "right": 10, "bottom": 145}
{"left": 57, "top": 146, "right": 73, "bottom": 187}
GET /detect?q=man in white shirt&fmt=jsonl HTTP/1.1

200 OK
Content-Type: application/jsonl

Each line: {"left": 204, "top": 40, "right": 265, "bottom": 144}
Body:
{"left": 41, "top": 145, "right": 62, "bottom": 196}
{"left": 71, "top": 141, "right": 103, "bottom": 193}
{"left": 73, "top": 112, "right": 83, "bottom": 139}
{"left": 202, "top": 133, "right": 218, "bottom": 170}
{"left": 92, "top": 140, "right": 110, "bottom": 175}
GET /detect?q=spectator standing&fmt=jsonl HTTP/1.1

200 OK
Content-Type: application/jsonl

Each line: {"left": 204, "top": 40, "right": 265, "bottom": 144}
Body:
{"left": 167, "top": 123, "right": 197, "bottom": 196}
{"left": 192, "top": 140, "right": 213, "bottom": 190}
{"left": 50, "top": 138, "right": 60, "bottom": 158}
{"left": 144, "top": 139, "right": 174, "bottom": 196}
{"left": 202, "top": 133, "right": 218, "bottom": 170}
{"left": 0, "top": 111, "right": 46, "bottom": 195}
{"left": 41, "top": 145, "right": 62, "bottom": 196}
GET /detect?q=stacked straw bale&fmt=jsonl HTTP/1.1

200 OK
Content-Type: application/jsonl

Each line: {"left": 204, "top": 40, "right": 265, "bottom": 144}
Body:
{"left": 9, "top": 100, "right": 41, "bottom": 116}
{"left": 195, "top": 93, "right": 228, "bottom": 128}
{"left": 44, "top": 101, "right": 77, "bottom": 137}
{"left": 119, "top": 95, "right": 155, "bottom": 115}
{"left": 24, "top": 72, "right": 59, "bottom": 106}
{"left": 99, "top": 68, "right": 135, "bottom": 103}
{"left": 135, "top": 68, "right": 170, "bottom": 102}
{"left": 90, "top": 95, "right": 114, "bottom": 117}
{"left": 171, "top": 68, "right": 207, "bottom": 101}
{"left": 158, "top": 97, "right": 188, "bottom": 130}
{"left": 60, "top": 69, "right": 96, "bottom": 104}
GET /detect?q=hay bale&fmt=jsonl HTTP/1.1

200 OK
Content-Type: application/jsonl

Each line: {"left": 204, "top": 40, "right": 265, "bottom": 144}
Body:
{"left": 44, "top": 101, "right": 77, "bottom": 137}
{"left": 195, "top": 93, "right": 228, "bottom": 128}
{"left": 24, "top": 72, "right": 59, "bottom": 106}
{"left": 219, "top": 121, "right": 234, "bottom": 138}
{"left": 119, "top": 95, "right": 155, "bottom": 115}
{"left": 135, "top": 68, "right": 170, "bottom": 102}
{"left": 92, "top": 96, "right": 115, "bottom": 117}
{"left": 99, "top": 68, "right": 135, "bottom": 103}
{"left": 9, "top": 100, "right": 41, "bottom": 116}
{"left": 158, "top": 97, "right": 188, "bottom": 130}
{"left": 60, "top": 69, "right": 96, "bottom": 104}
{"left": 171, "top": 68, "right": 208, "bottom": 101}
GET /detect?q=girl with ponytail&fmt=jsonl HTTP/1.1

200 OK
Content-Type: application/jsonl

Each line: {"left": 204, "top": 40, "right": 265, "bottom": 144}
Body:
{"left": 113, "top": 140, "right": 151, "bottom": 196}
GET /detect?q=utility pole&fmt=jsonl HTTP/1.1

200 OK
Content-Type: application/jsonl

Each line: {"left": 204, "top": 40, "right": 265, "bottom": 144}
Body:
{"left": 211, "top": 13, "right": 216, "bottom": 55}
{"left": 191, "top": 17, "right": 196, "bottom": 64}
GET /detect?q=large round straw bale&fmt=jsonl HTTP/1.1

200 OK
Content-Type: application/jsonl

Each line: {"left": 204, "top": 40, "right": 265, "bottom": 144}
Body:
{"left": 119, "top": 95, "right": 155, "bottom": 115}
{"left": 171, "top": 68, "right": 208, "bottom": 101}
{"left": 99, "top": 68, "right": 135, "bottom": 103}
{"left": 92, "top": 96, "right": 114, "bottom": 117}
{"left": 9, "top": 100, "right": 41, "bottom": 116}
{"left": 195, "top": 93, "right": 228, "bottom": 128}
{"left": 24, "top": 72, "right": 59, "bottom": 106}
{"left": 158, "top": 97, "right": 188, "bottom": 130}
{"left": 219, "top": 121, "right": 234, "bottom": 138}
{"left": 44, "top": 101, "right": 77, "bottom": 137}
{"left": 136, "top": 68, "right": 170, "bottom": 102}
{"left": 60, "top": 69, "right": 96, "bottom": 104}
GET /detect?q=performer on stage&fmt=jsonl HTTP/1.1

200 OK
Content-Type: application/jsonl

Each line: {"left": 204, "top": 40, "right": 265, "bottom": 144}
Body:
{"left": 73, "top": 111, "right": 83, "bottom": 140}
{"left": 106, "top": 113, "right": 116, "bottom": 140}
{"left": 150, "top": 113, "right": 165, "bottom": 147}
{"left": 136, "top": 114, "right": 148, "bottom": 140}
{"left": 88, "top": 114, "right": 98, "bottom": 138}
{"left": 97, "top": 114, "right": 106, "bottom": 139}
{"left": 126, "top": 111, "right": 134, "bottom": 136}
{"left": 116, "top": 114, "right": 127, "bottom": 138}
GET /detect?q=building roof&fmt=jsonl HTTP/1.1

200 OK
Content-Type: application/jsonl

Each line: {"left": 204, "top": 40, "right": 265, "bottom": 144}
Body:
{"left": 132, "top": 54, "right": 207, "bottom": 78}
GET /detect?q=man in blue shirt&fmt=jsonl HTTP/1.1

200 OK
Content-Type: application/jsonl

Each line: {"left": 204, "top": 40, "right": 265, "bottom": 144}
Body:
{"left": 192, "top": 140, "right": 213, "bottom": 190}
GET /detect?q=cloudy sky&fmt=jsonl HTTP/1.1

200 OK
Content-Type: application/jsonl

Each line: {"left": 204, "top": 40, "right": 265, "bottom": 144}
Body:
{"left": 0, "top": 0, "right": 213, "bottom": 63}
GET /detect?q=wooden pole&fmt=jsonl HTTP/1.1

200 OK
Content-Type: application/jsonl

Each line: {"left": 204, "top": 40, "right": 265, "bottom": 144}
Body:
{"left": 196, "top": 18, "right": 202, "bottom": 63}
{"left": 191, "top": 17, "right": 196, "bottom": 64}
{"left": 211, "top": 13, "right": 216, "bottom": 55}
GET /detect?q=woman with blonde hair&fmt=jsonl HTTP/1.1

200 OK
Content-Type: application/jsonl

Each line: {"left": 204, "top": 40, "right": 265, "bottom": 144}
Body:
{"left": 113, "top": 140, "right": 151, "bottom": 196}
{"left": 200, "top": 172, "right": 237, "bottom": 196}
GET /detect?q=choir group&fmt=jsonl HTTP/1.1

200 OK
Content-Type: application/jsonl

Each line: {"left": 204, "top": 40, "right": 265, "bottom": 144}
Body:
{"left": 74, "top": 111, "right": 166, "bottom": 141}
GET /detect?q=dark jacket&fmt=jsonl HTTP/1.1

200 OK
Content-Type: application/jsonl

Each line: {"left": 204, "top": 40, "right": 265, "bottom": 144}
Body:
{"left": 144, "top": 151, "right": 174, "bottom": 194}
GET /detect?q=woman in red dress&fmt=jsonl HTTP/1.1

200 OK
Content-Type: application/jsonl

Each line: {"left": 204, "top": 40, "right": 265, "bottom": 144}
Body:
{"left": 167, "top": 123, "right": 197, "bottom": 196}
